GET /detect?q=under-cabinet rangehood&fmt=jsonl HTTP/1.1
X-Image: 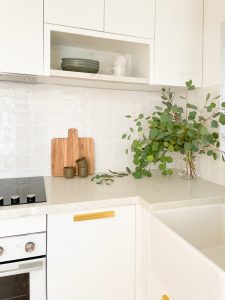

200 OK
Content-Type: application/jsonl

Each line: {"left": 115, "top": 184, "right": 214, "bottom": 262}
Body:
{"left": 0, "top": 73, "right": 38, "bottom": 84}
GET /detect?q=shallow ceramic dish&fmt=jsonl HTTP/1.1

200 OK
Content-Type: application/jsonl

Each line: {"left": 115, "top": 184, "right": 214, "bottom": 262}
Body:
{"left": 62, "top": 58, "right": 99, "bottom": 65}
{"left": 62, "top": 61, "right": 99, "bottom": 67}
{"left": 61, "top": 63, "right": 99, "bottom": 73}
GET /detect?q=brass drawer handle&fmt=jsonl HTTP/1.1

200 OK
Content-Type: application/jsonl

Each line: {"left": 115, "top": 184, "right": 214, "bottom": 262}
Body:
{"left": 74, "top": 211, "right": 115, "bottom": 222}
{"left": 162, "top": 295, "right": 170, "bottom": 300}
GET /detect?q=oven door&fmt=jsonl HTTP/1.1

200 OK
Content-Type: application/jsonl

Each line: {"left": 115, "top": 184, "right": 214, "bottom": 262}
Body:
{"left": 0, "top": 257, "right": 46, "bottom": 300}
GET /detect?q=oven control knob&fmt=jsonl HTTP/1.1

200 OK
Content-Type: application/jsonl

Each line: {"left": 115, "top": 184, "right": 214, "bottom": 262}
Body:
{"left": 27, "top": 194, "right": 36, "bottom": 203}
{"left": 0, "top": 247, "right": 4, "bottom": 256}
{"left": 25, "top": 242, "right": 35, "bottom": 253}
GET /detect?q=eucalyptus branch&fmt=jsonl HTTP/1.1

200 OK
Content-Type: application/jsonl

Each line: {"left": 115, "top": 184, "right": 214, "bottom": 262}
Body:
{"left": 201, "top": 109, "right": 220, "bottom": 124}
{"left": 122, "top": 80, "right": 225, "bottom": 179}
{"left": 91, "top": 170, "right": 128, "bottom": 185}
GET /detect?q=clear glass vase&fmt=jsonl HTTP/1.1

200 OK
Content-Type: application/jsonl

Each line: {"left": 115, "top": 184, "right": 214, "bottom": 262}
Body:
{"left": 178, "top": 151, "right": 198, "bottom": 180}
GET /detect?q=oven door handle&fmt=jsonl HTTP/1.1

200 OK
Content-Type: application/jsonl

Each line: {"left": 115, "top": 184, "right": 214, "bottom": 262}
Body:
{"left": 0, "top": 260, "right": 44, "bottom": 277}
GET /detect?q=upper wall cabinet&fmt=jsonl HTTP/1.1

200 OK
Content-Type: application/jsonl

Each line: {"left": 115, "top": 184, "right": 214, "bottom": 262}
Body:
{"left": 153, "top": 0, "right": 203, "bottom": 87}
{"left": 0, "top": 0, "right": 43, "bottom": 75}
{"left": 104, "top": 0, "right": 155, "bottom": 39}
{"left": 44, "top": 0, "right": 104, "bottom": 31}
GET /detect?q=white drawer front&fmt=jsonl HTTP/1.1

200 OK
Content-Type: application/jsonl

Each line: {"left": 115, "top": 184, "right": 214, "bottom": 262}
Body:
{"left": 0, "top": 215, "right": 46, "bottom": 237}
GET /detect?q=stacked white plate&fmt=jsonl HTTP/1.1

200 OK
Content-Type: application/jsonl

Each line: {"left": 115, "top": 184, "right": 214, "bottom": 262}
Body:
{"left": 61, "top": 58, "right": 99, "bottom": 73}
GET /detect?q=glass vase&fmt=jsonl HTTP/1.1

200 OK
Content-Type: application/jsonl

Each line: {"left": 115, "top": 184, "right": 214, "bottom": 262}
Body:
{"left": 178, "top": 151, "right": 198, "bottom": 180}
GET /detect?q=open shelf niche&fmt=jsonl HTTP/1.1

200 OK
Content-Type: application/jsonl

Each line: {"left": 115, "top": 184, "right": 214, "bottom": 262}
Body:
{"left": 44, "top": 25, "right": 154, "bottom": 90}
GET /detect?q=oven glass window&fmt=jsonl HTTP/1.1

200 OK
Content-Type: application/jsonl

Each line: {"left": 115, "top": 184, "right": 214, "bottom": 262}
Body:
{"left": 0, "top": 273, "right": 30, "bottom": 300}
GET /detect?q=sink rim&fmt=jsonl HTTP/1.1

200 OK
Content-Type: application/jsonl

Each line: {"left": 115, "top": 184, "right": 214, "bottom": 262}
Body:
{"left": 151, "top": 203, "right": 225, "bottom": 276}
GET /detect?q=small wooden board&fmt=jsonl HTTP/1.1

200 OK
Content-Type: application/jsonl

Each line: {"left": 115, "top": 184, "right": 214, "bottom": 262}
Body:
{"left": 51, "top": 129, "right": 95, "bottom": 176}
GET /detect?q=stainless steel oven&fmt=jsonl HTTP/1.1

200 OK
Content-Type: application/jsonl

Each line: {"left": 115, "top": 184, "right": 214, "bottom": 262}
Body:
{"left": 0, "top": 232, "right": 46, "bottom": 300}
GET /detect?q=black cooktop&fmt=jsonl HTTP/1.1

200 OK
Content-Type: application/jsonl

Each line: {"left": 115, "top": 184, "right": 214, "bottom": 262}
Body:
{"left": 0, "top": 177, "right": 47, "bottom": 206}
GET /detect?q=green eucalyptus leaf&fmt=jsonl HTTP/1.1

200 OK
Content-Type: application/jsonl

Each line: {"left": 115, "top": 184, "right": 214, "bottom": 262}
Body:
{"left": 131, "top": 140, "right": 139, "bottom": 151}
{"left": 160, "top": 156, "right": 167, "bottom": 163}
{"left": 133, "top": 170, "right": 143, "bottom": 179}
{"left": 122, "top": 133, "right": 127, "bottom": 139}
{"left": 212, "top": 132, "right": 219, "bottom": 139}
{"left": 207, "top": 105, "right": 213, "bottom": 112}
{"left": 177, "top": 107, "right": 184, "bottom": 113}
{"left": 166, "top": 156, "right": 173, "bottom": 163}
{"left": 126, "top": 167, "right": 131, "bottom": 174}
{"left": 147, "top": 155, "right": 154, "bottom": 162}
{"left": 211, "top": 120, "right": 218, "bottom": 128}
{"left": 206, "top": 93, "right": 211, "bottom": 101}
{"left": 159, "top": 163, "right": 166, "bottom": 170}
{"left": 207, "top": 150, "right": 213, "bottom": 156}
{"left": 167, "top": 169, "right": 173, "bottom": 175}
{"left": 142, "top": 169, "right": 152, "bottom": 177}
{"left": 186, "top": 80, "right": 192, "bottom": 87}
{"left": 161, "top": 96, "right": 168, "bottom": 101}
{"left": 168, "top": 145, "right": 174, "bottom": 152}
{"left": 188, "top": 111, "right": 197, "bottom": 120}
{"left": 213, "top": 112, "right": 221, "bottom": 118}
{"left": 150, "top": 128, "right": 158, "bottom": 139}
{"left": 219, "top": 114, "right": 225, "bottom": 125}
{"left": 200, "top": 126, "right": 208, "bottom": 135}
{"left": 163, "top": 142, "right": 169, "bottom": 148}
{"left": 187, "top": 103, "right": 198, "bottom": 110}
{"left": 152, "top": 142, "right": 159, "bottom": 151}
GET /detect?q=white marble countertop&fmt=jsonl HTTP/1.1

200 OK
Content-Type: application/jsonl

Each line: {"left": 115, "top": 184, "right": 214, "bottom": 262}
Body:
{"left": 0, "top": 171, "right": 225, "bottom": 219}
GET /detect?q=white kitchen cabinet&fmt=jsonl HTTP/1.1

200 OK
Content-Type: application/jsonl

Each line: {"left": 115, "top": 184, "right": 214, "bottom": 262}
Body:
{"left": 47, "top": 205, "right": 135, "bottom": 300}
{"left": 104, "top": 0, "right": 155, "bottom": 39}
{"left": 0, "top": 0, "right": 43, "bottom": 75}
{"left": 147, "top": 268, "right": 173, "bottom": 300}
{"left": 44, "top": 0, "right": 104, "bottom": 31}
{"left": 153, "top": 0, "right": 203, "bottom": 87}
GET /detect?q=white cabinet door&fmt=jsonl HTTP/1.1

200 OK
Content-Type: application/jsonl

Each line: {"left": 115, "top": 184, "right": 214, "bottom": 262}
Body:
{"left": 47, "top": 206, "right": 135, "bottom": 300}
{"left": 104, "top": 0, "right": 155, "bottom": 39}
{"left": 147, "top": 268, "right": 172, "bottom": 300}
{"left": 154, "top": 0, "right": 203, "bottom": 87}
{"left": 0, "top": 0, "right": 43, "bottom": 75}
{"left": 45, "top": 0, "right": 104, "bottom": 31}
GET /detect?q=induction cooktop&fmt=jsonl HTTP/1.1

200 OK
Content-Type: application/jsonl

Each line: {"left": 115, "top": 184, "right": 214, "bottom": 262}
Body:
{"left": 0, "top": 177, "right": 47, "bottom": 206}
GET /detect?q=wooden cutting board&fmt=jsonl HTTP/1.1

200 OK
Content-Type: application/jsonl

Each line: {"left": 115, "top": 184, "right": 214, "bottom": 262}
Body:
{"left": 51, "top": 128, "right": 95, "bottom": 176}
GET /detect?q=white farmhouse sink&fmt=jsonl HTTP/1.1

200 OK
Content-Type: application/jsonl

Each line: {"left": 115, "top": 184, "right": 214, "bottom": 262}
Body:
{"left": 148, "top": 204, "right": 225, "bottom": 300}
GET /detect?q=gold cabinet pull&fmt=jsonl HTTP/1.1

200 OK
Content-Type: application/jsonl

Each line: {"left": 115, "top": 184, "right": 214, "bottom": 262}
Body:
{"left": 162, "top": 295, "right": 170, "bottom": 300}
{"left": 74, "top": 211, "right": 115, "bottom": 222}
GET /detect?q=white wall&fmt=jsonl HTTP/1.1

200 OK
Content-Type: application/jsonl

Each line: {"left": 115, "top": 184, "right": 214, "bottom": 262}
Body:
{"left": 0, "top": 81, "right": 162, "bottom": 178}
{"left": 198, "top": 0, "right": 225, "bottom": 185}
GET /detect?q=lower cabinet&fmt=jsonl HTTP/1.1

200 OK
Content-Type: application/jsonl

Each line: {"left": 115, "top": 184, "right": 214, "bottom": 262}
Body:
{"left": 47, "top": 205, "right": 135, "bottom": 300}
{"left": 147, "top": 268, "right": 173, "bottom": 300}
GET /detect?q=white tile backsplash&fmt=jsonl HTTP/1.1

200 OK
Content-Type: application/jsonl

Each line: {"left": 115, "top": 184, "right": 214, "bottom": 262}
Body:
{"left": 2, "top": 80, "right": 225, "bottom": 185}
{"left": 0, "top": 81, "right": 162, "bottom": 178}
